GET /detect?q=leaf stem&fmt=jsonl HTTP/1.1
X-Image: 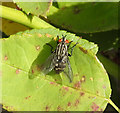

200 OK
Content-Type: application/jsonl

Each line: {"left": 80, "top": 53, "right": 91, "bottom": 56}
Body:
{"left": 106, "top": 99, "right": 120, "bottom": 113}
{"left": 97, "top": 53, "right": 120, "bottom": 80}
{"left": 0, "top": 5, "right": 54, "bottom": 29}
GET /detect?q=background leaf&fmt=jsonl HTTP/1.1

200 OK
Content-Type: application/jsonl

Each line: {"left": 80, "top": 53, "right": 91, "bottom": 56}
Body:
{"left": 13, "top": 0, "right": 52, "bottom": 17}
{"left": 1, "top": 18, "right": 29, "bottom": 36}
{"left": 47, "top": 2, "right": 118, "bottom": 33}
{"left": 1, "top": 2, "right": 29, "bottom": 35}
{"left": 55, "top": 0, "right": 118, "bottom": 2}
{"left": 48, "top": 2, "right": 119, "bottom": 51}
{"left": 53, "top": 1, "right": 80, "bottom": 8}
{"left": 1, "top": 28, "right": 111, "bottom": 111}
{"left": 80, "top": 30, "right": 119, "bottom": 51}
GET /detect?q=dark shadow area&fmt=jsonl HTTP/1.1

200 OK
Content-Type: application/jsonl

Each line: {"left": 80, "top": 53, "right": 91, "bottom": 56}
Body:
{"left": 28, "top": 39, "right": 62, "bottom": 84}
{"left": 52, "top": 0, "right": 59, "bottom": 8}
{"left": 79, "top": 30, "right": 119, "bottom": 51}
{"left": 2, "top": 108, "right": 12, "bottom": 113}
{"left": 0, "top": 31, "right": 9, "bottom": 38}
{"left": 105, "top": 74, "right": 120, "bottom": 113}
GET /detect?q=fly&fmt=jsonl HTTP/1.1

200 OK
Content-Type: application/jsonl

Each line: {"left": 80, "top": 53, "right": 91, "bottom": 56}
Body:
{"left": 42, "top": 35, "right": 78, "bottom": 82}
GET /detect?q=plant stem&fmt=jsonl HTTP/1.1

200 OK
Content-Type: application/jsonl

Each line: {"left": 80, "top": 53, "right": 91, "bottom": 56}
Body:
{"left": 107, "top": 99, "right": 120, "bottom": 113}
{"left": 0, "top": 5, "right": 54, "bottom": 29}
{"left": 97, "top": 53, "right": 120, "bottom": 80}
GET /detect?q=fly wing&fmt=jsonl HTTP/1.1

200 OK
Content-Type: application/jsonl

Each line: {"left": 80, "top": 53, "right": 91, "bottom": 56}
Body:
{"left": 42, "top": 53, "right": 56, "bottom": 75}
{"left": 63, "top": 57, "right": 73, "bottom": 82}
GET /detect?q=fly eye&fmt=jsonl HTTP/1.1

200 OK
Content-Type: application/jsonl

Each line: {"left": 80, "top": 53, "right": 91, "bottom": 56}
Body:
{"left": 58, "top": 39, "right": 62, "bottom": 43}
{"left": 65, "top": 40, "right": 69, "bottom": 43}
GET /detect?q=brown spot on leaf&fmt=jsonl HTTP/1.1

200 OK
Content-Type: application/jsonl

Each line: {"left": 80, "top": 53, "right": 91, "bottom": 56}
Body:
{"left": 57, "top": 105, "right": 63, "bottom": 111}
{"left": 81, "top": 76, "right": 86, "bottom": 82}
{"left": 103, "top": 85, "right": 106, "bottom": 89}
{"left": 36, "top": 7, "right": 39, "bottom": 10}
{"left": 73, "top": 6, "right": 81, "bottom": 14}
{"left": 80, "top": 92, "right": 85, "bottom": 96}
{"left": 50, "top": 82, "right": 55, "bottom": 85}
{"left": 25, "top": 96, "right": 31, "bottom": 100}
{"left": 4, "top": 56, "right": 8, "bottom": 60}
{"left": 16, "top": 69, "right": 20, "bottom": 74}
{"left": 91, "top": 102, "right": 99, "bottom": 111}
{"left": 96, "top": 91, "right": 99, "bottom": 94}
{"left": 74, "top": 99, "right": 80, "bottom": 106}
{"left": 60, "top": 86, "right": 69, "bottom": 96}
{"left": 46, "top": 34, "right": 52, "bottom": 37}
{"left": 90, "top": 77, "right": 93, "bottom": 81}
{"left": 50, "top": 81, "right": 58, "bottom": 86}
{"left": 79, "top": 47, "right": 88, "bottom": 54}
{"left": 45, "top": 105, "right": 50, "bottom": 111}
{"left": 36, "top": 45, "right": 40, "bottom": 50}
{"left": 74, "top": 81, "right": 81, "bottom": 89}
{"left": 62, "top": 86, "right": 69, "bottom": 91}
{"left": 38, "top": 33, "right": 42, "bottom": 37}
{"left": 68, "top": 102, "right": 71, "bottom": 106}
{"left": 32, "top": 69, "right": 34, "bottom": 74}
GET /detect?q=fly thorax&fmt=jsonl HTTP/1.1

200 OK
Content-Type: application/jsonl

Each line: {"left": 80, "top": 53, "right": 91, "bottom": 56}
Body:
{"left": 54, "top": 42, "right": 68, "bottom": 73}
{"left": 56, "top": 42, "right": 68, "bottom": 59}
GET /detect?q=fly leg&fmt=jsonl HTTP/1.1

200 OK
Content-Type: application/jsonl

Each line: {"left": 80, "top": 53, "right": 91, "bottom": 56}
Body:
{"left": 57, "top": 35, "right": 59, "bottom": 44}
{"left": 46, "top": 43, "right": 54, "bottom": 53}
{"left": 67, "top": 41, "right": 73, "bottom": 48}
{"left": 68, "top": 42, "right": 78, "bottom": 57}
{"left": 46, "top": 35, "right": 59, "bottom": 51}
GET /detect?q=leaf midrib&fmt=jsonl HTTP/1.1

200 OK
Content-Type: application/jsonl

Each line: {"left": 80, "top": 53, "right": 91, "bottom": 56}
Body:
{"left": 2, "top": 61, "right": 110, "bottom": 101}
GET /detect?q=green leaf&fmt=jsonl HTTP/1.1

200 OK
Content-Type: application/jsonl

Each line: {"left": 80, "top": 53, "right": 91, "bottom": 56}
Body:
{"left": 1, "top": 18, "right": 29, "bottom": 35}
{"left": 1, "top": 2, "right": 30, "bottom": 35}
{"left": 56, "top": 0, "right": 119, "bottom": 2}
{"left": 1, "top": 28, "right": 111, "bottom": 111}
{"left": 13, "top": 0, "right": 52, "bottom": 17}
{"left": 48, "top": 2, "right": 118, "bottom": 33}
{"left": 57, "top": 2, "right": 80, "bottom": 8}
{"left": 1, "top": 5, "right": 54, "bottom": 29}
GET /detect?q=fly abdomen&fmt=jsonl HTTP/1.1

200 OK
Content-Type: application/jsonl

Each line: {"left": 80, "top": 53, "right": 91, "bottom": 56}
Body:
{"left": 54, "top": 62, "right": 66, "bottom": 74}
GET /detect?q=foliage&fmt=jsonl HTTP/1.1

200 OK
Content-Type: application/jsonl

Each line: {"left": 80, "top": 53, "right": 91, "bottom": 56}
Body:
{"left": 2, "top": 28, "right": 111, "bottom": 111}
{"left": 0, "top": 1, "right": 119, "bottom": 112}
